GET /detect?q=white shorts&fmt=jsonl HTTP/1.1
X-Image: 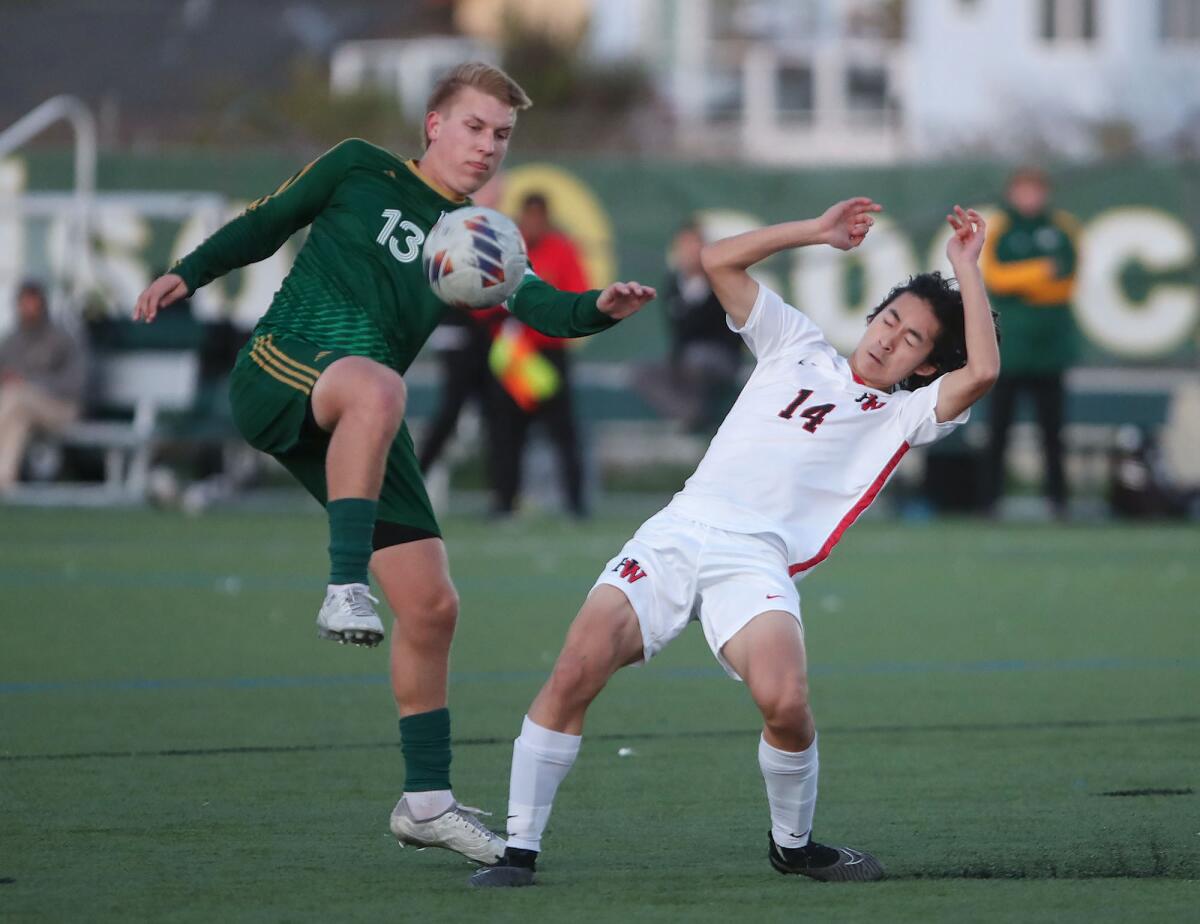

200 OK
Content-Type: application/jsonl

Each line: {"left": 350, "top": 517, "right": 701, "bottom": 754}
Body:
{"left": 591, "top": 508, "right": 802, "bottom": 681}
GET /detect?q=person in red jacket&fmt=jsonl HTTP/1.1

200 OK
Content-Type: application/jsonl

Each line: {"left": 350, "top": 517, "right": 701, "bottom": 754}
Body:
{"left": 489, "top": 192, "right": 590, "bottom": 517}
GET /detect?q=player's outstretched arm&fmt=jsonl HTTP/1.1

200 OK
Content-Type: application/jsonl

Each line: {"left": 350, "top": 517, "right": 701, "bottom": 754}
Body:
{"left": 700, "top": 198, "right": 880, "bottom": 327}
{"left": 935, "top": 206, "right": 1000, "bottom": 423}
{"left": 132, "top": 139, "right": 365, "bottom": 323}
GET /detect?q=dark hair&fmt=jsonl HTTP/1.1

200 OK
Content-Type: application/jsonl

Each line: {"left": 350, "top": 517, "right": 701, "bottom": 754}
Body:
{"left": 18, "top": 279, "right": 46, "bottom": 304}
{"left": 865, "top": 271, "right": 999, "bottom": 392}
{"left": 1006, "top": 165, "right": 1050, "bottom": 191}
{"left": 520, "top": 191, "right": 549, "bottom": 214}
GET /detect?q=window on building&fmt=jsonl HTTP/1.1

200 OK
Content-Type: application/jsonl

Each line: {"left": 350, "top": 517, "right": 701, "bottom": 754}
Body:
{"left": 706, "top": 65, "right": 745, "bottom": 121}
{"left": 1039, "top": 0, "right": 1098, "bottom": 42}
{"left": 846, "top": 66, "right": 889, "bottom": 110}
{"left": 1160, "top": 0, "right": 1200, "bottom": 41}
{"left": 776, "top": 65, "right": 815, "bottom": 116}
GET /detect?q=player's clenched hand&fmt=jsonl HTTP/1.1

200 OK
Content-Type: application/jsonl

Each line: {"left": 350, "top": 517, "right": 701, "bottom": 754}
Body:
{"left": 133, "top": 273, "right": 189, "bottom": 323}
{"left": 817, "top": 197, "right": 882, "bottom": 251}
{"left": 596, "top": 281, "right": 656, "bottom": 320}
{"left": 945, "top": 205, "right": 986, "bottom": 267}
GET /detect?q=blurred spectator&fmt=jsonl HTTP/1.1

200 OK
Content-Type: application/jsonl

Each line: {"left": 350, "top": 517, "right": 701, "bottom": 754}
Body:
{"left": 418, "top": 309, "right": 496, "bottom": 474}
{"left": 0, "top": 281, "right": 87, "bottom": 493}
{"left": 634, "top": 220, "right": 743, "bottom": 432}
{"left": 489, "top": 191, "right": 588, "bottom": 517}
{"left": 981, "top": 168, "right": 1080, "bottom": 518}
{"left": 419, "top": 172, "right": 504, "bottom": 478}
{"left": 1107, "top": 426, "right": 1193, "bottom": 520}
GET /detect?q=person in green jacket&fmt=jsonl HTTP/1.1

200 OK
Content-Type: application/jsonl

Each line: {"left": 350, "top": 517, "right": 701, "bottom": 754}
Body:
{"left": 981, "top": 167, "right": 1080, "bottom": 518}
{"left": 133, "top": 62, "right": 655, "bottom": 865}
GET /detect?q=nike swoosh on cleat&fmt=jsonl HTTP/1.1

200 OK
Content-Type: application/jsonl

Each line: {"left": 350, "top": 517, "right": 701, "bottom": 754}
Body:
{"left": 840, "top": 849, "right": 864, "bottom": 866}
{"left": 766, "top": 594, "right": 784, "bottom": 600}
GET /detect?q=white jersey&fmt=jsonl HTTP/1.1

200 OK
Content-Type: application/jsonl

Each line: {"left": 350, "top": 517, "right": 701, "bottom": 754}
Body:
{"left": 667, "top": 283, "right": 969, "bottom": 578}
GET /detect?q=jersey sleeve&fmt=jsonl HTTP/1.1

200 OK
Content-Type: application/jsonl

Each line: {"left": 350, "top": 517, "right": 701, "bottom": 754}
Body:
{"left": 505, "top": 269, "right": 617, "bottom": 338}
{"left": 171, "top": 138, "right": 366, "bottom": 294}
{"left": 894, "top": 377, "right": 970, "bottom": 447}
{"left": 727, "top": 282, "right": 827, "bottom": 361}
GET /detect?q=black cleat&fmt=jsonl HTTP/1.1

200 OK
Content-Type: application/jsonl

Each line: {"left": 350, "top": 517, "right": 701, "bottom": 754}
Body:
{"left": 469, "top": 847, "right": 538, "bottom": 888}
{"left": 768, "top": 833, "right": 884, "bottom": 882}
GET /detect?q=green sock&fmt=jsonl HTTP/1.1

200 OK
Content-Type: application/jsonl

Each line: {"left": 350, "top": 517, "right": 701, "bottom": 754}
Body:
{"left": 327, "top": 497, "right": 377, "bottom": 585}
{"left": 399, "top": 708, "right": 452, "bottom": 791}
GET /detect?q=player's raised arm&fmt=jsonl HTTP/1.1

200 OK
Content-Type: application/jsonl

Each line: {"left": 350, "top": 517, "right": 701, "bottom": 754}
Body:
{"left": 700, "top": 198, "right": 881, "bottom": 327}
{"left": 935, "top": 206, "right": 1000, "bottom": 422}
{"left": 134, "top": 139, "right": 365, "bottom": 323}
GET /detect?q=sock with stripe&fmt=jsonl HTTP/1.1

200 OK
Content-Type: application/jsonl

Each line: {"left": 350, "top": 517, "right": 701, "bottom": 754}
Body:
{"left": 506, "top": 714, "right": 582, "bottom": 853}
{"left": 759, "top": 733, "right": 819, "bottom": 849}
{"left": 327, "top": 497, "right": 377, "bottom": 586}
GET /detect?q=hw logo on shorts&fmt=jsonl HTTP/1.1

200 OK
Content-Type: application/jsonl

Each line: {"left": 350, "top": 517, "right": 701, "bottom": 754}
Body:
{"left": 613, "top": 557, "right": 648, "bottom": 583}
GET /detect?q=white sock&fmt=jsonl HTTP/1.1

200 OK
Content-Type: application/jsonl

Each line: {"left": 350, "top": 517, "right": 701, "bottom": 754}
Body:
{"left": 758, "top": 733, "right": 819, "bottom": 849}
{"left": 403, "top": 789, "right": 455, "bottom": 820}
{"left": 506, "top": 714, "right": 582, "bottom": 852}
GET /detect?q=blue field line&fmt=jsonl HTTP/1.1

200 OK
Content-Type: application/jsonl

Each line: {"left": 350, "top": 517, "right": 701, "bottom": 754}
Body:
{"left": 1, "top": 655, "right": 1196, "bottom": 696}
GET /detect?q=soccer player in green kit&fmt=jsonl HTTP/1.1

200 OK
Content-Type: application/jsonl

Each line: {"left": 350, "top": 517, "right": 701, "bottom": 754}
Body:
{"left": 133, "top": 63, "right": 655, "bottom": 865}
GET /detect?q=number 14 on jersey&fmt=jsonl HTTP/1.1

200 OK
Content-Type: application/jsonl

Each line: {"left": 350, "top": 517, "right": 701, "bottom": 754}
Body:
{"left": 777, "top": 389, "right": 836, "bottom": 433}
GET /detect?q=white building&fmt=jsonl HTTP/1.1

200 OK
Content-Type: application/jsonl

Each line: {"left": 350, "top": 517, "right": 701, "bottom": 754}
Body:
{"left": 904, "top": 0, "right": 1200, "bottom": 158}
{"left": 328, "top": 0, "right": 1200, "bottom": 164}
{"left": 592, "top": 0, "right": 1200, "bottom": 163}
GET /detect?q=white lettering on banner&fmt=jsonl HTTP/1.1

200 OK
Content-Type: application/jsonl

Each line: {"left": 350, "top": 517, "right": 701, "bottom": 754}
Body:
{"left": 47, "top": 205, "right": 150, "bottom": 314}
{"left": 695, "top": 208, "right": 783, "bottom": 308}
{"left": 1076, "top": 208, "right": 1198, "bottom": 358}
{"left": 3, "top": 184, "right": 1197, "bottom": 359}
{"left": 0, "top": 161, "right": 26, "bottom": 336}
{"left": 172, "top": 205, "right": 297, "bottom": 327}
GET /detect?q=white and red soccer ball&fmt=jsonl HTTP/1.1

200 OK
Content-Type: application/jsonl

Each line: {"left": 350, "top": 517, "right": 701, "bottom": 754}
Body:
{"left": 422, "top": 206, "right": 528, "bottom": 310}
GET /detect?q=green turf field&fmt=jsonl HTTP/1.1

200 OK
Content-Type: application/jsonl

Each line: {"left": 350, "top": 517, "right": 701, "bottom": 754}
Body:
{"left": 1, "top": 505, "right": 1197, "bottom": 922}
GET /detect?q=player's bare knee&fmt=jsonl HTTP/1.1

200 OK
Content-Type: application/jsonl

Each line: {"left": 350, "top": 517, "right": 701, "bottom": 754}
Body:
{"left": 758, "top": 684, "right": 811, "bottom": 734}
{"left": 416, "top": 586, "right": 458, "bottom": 644}
{"left": 355, "top": 372, "right": 406, "bottom": 429}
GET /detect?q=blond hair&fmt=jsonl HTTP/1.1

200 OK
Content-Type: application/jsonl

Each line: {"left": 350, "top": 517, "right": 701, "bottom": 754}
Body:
{"left": 423, "top": 62, "right": 532, "bottom": 147}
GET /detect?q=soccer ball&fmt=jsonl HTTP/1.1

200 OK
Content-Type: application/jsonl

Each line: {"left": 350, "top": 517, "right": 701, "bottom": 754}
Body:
{"left": 422, "top": 206, "right": 528, "bottom": 310}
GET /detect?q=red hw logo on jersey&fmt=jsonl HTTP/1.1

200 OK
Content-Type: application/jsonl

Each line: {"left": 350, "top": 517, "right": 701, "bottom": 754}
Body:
{"left": 855, "top": 392, "right": 888, "bottom": 412}
{"left": 613, "top": 557, "right": 648, "bottom": 583}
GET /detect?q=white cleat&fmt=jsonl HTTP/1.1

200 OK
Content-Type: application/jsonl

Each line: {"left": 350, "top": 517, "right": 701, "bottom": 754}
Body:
{"left": 389, "top": 797, "right": 506, "bottom": 865}
{"left": 316, "top": 583, "right": 384, "bottom": 647}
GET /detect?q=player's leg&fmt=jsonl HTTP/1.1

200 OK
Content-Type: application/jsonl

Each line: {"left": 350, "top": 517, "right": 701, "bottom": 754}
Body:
{"left": 308, "top": 354, "right": 406, "bottom": 644}
{"left": 356, "top": 428, "right": 504, "bottom": 864}
{"left": 471, "top": 584, "right": 645, "bottom": 886}
{"left": 373, "top": 536, "right": 507, "bottom": 863}
{"left": 722, "top": 611, "right": 883, "bottom": 882}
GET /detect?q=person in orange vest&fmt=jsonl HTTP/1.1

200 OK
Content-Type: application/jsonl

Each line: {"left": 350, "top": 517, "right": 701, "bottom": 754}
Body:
{"left": 489, "top": 192, "right": 590, "bottom": 517}
{"left": 981, "top": 167, "right": 1080, "bottom": 518}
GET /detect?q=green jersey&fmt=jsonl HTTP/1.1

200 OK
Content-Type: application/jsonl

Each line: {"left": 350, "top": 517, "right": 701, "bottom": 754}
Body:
{"left": 172, "top": 138, "right": 616, "bottom": 371}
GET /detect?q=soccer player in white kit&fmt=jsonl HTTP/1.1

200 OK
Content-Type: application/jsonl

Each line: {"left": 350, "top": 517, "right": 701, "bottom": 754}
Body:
{"left": 472, "top": 200, "right": 1000, "bottom": 886}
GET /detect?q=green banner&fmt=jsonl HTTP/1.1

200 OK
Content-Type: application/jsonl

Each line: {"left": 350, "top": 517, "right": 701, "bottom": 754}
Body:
{"left": 7, "top": 149, "right": 1199, "bottom": 365}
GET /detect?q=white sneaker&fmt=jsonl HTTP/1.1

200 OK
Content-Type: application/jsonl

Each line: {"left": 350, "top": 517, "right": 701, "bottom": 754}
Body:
{"left": 316, "top": 584, "right": 384, "bottom": 647}
{"left": 389, "top": 797, "right": 506, "bottom": 865}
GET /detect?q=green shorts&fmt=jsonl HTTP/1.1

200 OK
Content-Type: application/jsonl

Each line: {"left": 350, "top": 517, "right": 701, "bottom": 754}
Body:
{"left": 229, "top": 333, "right": 440, "bottom": 544}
